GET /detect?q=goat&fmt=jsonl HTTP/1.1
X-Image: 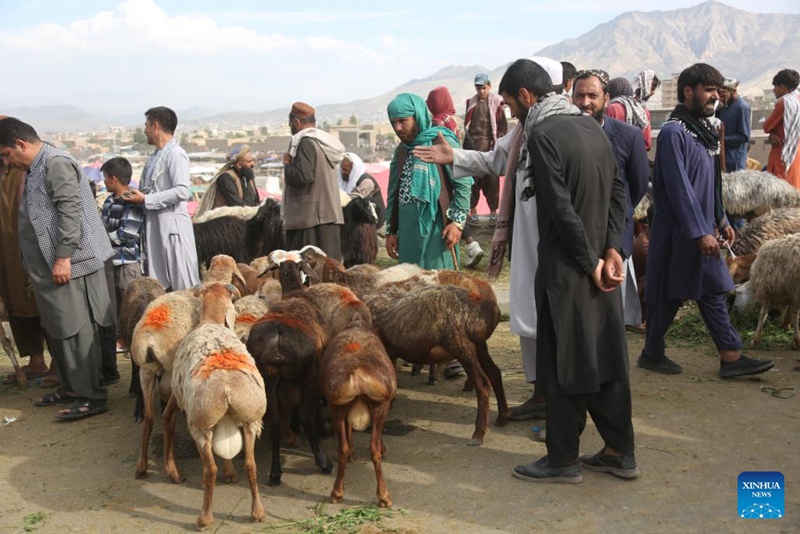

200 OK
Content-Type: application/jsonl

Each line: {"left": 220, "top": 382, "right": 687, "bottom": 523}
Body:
{"left": 365, "top": 284, "right": 509, "bottom": 446}
{"left": 321, "top": 320, "right": 396, "bottom": 507}
{"left": 246, "top": 259, "right": 333, "bottom": 486}
{"left": 167, "top": 282, "right": 267, "bottom": 530}
{"left": 0, "top": 295, "right": 26, "bottom": 389}
{"left": 341, "top": 196, "right": 379, "bottom": 268}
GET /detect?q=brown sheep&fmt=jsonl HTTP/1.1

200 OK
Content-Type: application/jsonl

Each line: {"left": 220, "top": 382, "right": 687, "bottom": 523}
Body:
{"left": 320, "top": 321, "right": 396, "bottom": 507}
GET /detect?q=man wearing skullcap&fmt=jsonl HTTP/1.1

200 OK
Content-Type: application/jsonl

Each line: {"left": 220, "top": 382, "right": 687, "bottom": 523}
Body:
{"left": 195, "top": 144, "right": 260, "bottom": 217}
{"left": 464, "top": 73, "right": 508, "bottom": 227}
{"left": 717, "top": 77, "right": 751, "bottom": 172}
{"left": 606, "top": 77, "right": 653, "bottom": 150}
{"left": 283, "top": 101, "right": 346, "bottom": 260}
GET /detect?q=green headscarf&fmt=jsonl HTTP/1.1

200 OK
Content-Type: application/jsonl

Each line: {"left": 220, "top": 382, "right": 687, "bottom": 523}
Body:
{"left": 387, "top": 93, "right": 459, "bottom": 237}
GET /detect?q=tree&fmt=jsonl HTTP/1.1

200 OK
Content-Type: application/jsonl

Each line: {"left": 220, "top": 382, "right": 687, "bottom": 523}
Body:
{"left": 132, "top": 127, "right": 147, "bottom": 144}
{"left": 349, "top": 114, "right": 358, "bottom": 125}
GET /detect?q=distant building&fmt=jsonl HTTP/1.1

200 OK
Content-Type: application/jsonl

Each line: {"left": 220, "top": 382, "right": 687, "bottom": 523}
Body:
{"left": 661, "top": 73, "right": 680, "bottom": 110}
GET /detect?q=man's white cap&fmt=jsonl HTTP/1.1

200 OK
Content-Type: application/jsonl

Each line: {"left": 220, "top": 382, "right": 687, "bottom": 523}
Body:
{"left": 527, "top": 56, "right": 563, "bottom": 86}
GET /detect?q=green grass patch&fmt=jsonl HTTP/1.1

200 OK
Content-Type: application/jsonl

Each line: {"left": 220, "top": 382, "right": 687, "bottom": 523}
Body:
{"left": 23, "top": 512, "right": 47, "bottom": 532}
{"left": 666, "top": 303, "right": 795, "bottom": 349}
{"left": 262, "top": 503, "right": 408, "bottom": 534}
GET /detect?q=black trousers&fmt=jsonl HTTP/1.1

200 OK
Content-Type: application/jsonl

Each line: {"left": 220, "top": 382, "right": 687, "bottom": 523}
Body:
{"left": 538, "top": 296, "right": 635, "bottom": 465}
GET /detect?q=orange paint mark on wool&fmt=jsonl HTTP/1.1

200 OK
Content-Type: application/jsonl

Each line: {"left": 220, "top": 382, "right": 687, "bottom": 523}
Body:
{"left": 468, "top": 292, "right": 483, "bottom": 302}
{"left": 344, "top": 342, "right": 361, "bottom": 353}
{"left": 143, "top": 304, "right": 171, "bottom": 328}
{"left": 236, "top": 314, "right": 259, "bottom": 324}
{"left": 195, "top": 350, "right": 258, "bottom": 379}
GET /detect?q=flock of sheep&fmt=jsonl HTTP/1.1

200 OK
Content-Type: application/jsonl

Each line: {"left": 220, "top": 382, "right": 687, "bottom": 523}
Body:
{"left": 112, "top": 244, "right": 506, "bottom": 530}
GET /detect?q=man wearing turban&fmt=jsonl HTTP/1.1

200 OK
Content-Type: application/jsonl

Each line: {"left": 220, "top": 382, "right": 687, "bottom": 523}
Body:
{"left": 195, "top": 144, "right": 260, "bottom": 218}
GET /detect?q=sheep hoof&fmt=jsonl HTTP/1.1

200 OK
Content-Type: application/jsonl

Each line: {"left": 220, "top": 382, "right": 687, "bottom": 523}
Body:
{"left": 268, "top": 475, "right": 282, "bottom": 487}
{"left": 319, "top": 461, "right": 334, "bottom": 474}
{"left": 196, "top": 515, "right": 213, "bottom": 531}
{"left": 134, "top": 468, "right": 148, "bottom": 479}
{"left": 427, "top": 378, "right": 437, "bottom": 386}
{"left": 329, "top": 492, "right": 342, "bottom": 504}
{"left": 495, "top": 415, "right": 509, "bottom": 427}
{"left": 378, "top": 495, "right": 392, "bottom": 508}
{"left": 466, "top": 437, "right": 483, "bottom": 447}
{"left": 251, "top": 506, "right": 266, "bottom": 523}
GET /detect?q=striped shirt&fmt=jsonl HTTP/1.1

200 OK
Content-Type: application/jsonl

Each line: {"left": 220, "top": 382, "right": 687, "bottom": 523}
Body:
{"left": 101, "top": 194, "right": 144, "bottom": 266}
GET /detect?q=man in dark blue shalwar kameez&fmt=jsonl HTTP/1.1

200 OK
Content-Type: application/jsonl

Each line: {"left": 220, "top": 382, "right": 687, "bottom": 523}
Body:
{"left": 638, "top": 63, "right": 773, "bottom": 379}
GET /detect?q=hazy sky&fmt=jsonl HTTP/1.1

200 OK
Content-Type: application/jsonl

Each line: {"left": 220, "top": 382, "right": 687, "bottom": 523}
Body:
{"left": 1, "top": 0, "right": 796, "bottom": 115}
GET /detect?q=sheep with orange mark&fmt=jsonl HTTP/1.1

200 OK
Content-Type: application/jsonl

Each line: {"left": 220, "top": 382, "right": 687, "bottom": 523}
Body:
{"left": 131, "top": 290, "right": 200, "bottom": 480}
{"left": 202, "top": 255, "right": 248, "bottom": 296}
{"left": 238, "top": 262, "right": 282, "bottom": 306}
{"left": 234, "top": 295, "right": 270, "bottom": 344}
{"left": 305, "top": 283, "right": 372, "bottom": 336}
{"left": 365, "top": 284, "right": 509, "bottom": 446}
{"left": 320, "top": 320, "right": 396, "bottom": 507}
{"left": 167, "top": 282, "right": 267, "bottom": 531}
{"left": 246, "top": 258, "right": 333, "bottom": 487}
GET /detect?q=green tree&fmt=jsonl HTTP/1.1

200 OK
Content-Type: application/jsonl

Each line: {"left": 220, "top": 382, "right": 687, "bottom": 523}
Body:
{"left": 132, "top": 127, "right": 147, "bottom": 144}
{"left": 349, "top": 114, "right": 358, "bottom": 125}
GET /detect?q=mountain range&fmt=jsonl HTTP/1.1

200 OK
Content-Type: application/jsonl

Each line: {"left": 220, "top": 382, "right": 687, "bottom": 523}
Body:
{"left": 5, "top": 1, "right": 798, "bottom": 133}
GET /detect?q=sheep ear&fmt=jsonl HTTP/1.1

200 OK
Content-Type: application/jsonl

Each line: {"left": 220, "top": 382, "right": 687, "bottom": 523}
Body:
{"left": 258, "top": 264, "right": 279, "bottom": 278}
{"left": 225, "top": 304, "right": 237, "bottom": 330}
{"left": 225, "top": 284, "right": 241, "bottom": 300}
{"left": 299, "top": 261, "right": 321, "bottom": 283}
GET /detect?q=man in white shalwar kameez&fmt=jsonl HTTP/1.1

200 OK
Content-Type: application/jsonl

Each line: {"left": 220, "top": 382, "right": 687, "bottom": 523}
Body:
{"left": 414, "top": 56, "right": 564, "bottom": 421}
{"left": 124, "top": 107, "right": 199, "bottom": 291}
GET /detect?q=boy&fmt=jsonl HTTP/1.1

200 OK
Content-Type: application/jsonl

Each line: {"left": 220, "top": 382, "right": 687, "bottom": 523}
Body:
{"left": 100, "top": 157, "right": 144, "bottom": 322}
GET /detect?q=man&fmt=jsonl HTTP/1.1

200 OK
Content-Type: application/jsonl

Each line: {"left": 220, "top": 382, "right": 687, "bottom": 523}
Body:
{"left": 764, "top": 68, "right": 800, "bottom": 188}
{"left": 560, "top": 61, "right": 577, "bottom": 99}
{"left": 386, "top": 93, "right": 471, "bottom": 269}
{"left": 639, "top": 63, "right": 774, "bottom": 378}
{"left": 0, "top": 117, "right": 114, "bottom": 419}
{"left": 283, "top": 102, "right": 346, "bottom": 260}
{"left": 498, "top": 60, "right": 634, "bottom": 484}
{"left": 124, "top": 107, "right": 199, "bottom": 291}
{"left": 718, "top": 78, "right": 751, "bottom": 172}
{"left": 0, "top": 135, "right": 58, "bottom": 387}
{"left": 607, "top": 77, "right": 653, "bottom": 150}
{"left": 465, "top": 73, "right": 508, "bottom": 226}
{"left": 572, "top": 69, "right": 650, "bottom": 330}
{"left": 413, "top": 56, "right": 565, "bottom": 421}
{"left": 338, "top": 152, "right": 385, "bottom": 229}
{"left": 194, "top": 144, "right": 260, "bottom": 218}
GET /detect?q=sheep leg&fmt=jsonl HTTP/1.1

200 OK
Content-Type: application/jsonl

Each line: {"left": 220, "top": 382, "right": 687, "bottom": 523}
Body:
{"left": 129, "top": 361, "right": 141, "bottom": 399}
{"left": 1, "top": 333, "right": 27, "bottom": 390}
{"left": 243, "top": 422, "right": 266, "bottom": 522}
{"left": 329, "top": 404, "right": 349, "bottom": 504}
{"left": 222, "top": 459, "right": 238, "bottom": 483}
{"left": 195, "top": 431, "right": 217, "bottom": 531}
{"left": 346, "top": 416, "right": 355, "bottom": 462}
{"left": 135, "top": 370, "right": 157, "bottom": 479}
{"left": 301, "top": 390, "right": 332, "bottom": 474}
{"left": 266, "top": 376, "right": 283, "bottom": 486}
{"left": 476, "top": 341, "right": 509, "bottom": 426}
{"left": 410, "top": 363, "right": 422, "bottom": 376}
{"left": 370, "top": 402, "right": 392, "bottom": 508}
{"left": 792, "top": 308, "right": 800, "bottom": 350}
{"left": 161, "top": 394, "right": 184, "bottom": 484}
{"left": 461, "top": 353, "right": 490, "bottom": 447}
{"left": 751, "top": 304, "right": 770, "bottom": 348}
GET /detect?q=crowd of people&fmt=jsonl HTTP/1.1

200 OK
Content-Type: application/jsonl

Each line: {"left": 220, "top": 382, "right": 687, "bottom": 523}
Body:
{"left": 0, "top": 57, "right": 798, "bottom": 485}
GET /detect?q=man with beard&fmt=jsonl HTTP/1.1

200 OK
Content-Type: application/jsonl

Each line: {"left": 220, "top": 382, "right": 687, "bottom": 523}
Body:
{"left": 195, "top": 144, "right": 260, "bottom": 217}
{"left": 572, "top": 69, "right": 649, "bottom": 331}
{"left": 283, "top": 102, "right": 345, "bottom": 260}
{"left": 718, "top": 78, "right": 751, "bottom": 172}
{"left": 638, "top": 63, "right": 774, "bottom": 378}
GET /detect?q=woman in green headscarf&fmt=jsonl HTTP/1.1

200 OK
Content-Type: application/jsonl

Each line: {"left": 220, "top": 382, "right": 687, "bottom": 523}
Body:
{"left": 385, "top": 93, "right": 473, "bottom": 269}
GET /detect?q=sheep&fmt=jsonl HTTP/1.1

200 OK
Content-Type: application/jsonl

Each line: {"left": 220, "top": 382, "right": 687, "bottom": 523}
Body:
{"left": 746, "top": 234, "right": 800, "bottom": 350}
{"left": 726, "top": 254, "right": 757, "bottom": 285}
{"left": 365, "top": 284, "right": 509, "bottom": 446}
{"left": 246, "top": 259, "right": 333, "bottom": 486}
{"left": 166, "top": 282, "right": 267, "bottom": 530}
{"left": 0, "top": 295, "right": 26, "bottom": 389}
{"left": 320, "top": 320, "right": 396, "bottom": 507}
{"left": 341, "top": 196, "right": 379, "bottom": 268}
{"left": 131, "top": 290, "right": 201, "bottom": 480}
{"left": 305, "top": 283, "right": 372, "bottom": 336}
{"left": 193, "top": 198, "right": 284, "bottom": 271}
{"left": 731, "top": 207, "right": 800, "bottom": 256}
{"left": 117, "top": 277, "right": 167, "bottom": 418}
{"left": 201, "top": 254, "right": 248, "bottom": 296}
{"left": 722, "top": 170, "right": 800, "bottom": 218}
{"left": 234, "top": 295, "right": 270, "bottom": 344}
{"left": 192, "top": 204, "right": 261, "bottom": 223}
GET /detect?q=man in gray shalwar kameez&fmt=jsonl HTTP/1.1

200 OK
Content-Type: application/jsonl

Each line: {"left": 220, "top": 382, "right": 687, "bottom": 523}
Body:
{"left": 0, "top": 118, "right": 113, "bottom": 420}
{"left": 124, "top": 106, "right": 199, "bottom": 291}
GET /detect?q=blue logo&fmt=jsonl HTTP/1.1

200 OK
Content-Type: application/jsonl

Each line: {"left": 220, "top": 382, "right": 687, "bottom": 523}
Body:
{"left": 738, "top": 471, "right": 784, "bottom": 519}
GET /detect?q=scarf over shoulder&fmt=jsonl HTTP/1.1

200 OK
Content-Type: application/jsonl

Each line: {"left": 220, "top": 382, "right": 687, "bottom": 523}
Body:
{"left": 387, "top": 93, "right": 460, "bottom": 237}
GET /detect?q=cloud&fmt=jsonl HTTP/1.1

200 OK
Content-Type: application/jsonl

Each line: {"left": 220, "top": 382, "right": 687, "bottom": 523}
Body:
{"left": 194, "top": 9, "right": 410, "bottom": 25}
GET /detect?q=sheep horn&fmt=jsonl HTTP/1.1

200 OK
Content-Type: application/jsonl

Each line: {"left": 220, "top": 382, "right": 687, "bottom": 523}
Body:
{"left": 257, "top": 264, "right": 280, "bottom": 278}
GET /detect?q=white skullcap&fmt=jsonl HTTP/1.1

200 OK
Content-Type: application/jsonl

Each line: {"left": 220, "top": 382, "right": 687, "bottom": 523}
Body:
{"left": 526, "top": 56, "right": 563, "bottom": 86}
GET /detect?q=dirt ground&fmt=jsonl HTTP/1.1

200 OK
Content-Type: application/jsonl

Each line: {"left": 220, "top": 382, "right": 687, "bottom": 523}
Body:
{"left": 1, "top": 231, "right": 799, "bottom": 533}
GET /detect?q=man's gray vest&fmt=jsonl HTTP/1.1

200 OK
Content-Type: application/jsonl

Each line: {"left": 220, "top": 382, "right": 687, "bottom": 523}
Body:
{"left": 23, "top": 144, "right": 113, "bottom": 278}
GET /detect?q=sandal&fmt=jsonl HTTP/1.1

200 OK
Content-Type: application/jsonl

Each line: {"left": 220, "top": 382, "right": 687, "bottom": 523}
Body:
{"left": 40, "top": 374, "right": 61, "bottom": 389}
{"left": 33, "top": 389, "right": 76, "bottom": 407}
{"left": 54, "top": 399, "right": 108, "bottom": 420}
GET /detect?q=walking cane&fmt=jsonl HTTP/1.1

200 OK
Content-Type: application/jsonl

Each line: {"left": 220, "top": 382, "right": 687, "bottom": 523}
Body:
{"left": 451, "top": 247, "right": 460, "bottom": 274}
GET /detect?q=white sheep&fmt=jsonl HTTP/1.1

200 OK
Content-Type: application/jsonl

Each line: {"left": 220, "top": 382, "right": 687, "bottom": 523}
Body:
{"left": 746, "top": 234, "right": 800, "bottom": 350}
{"left": 234, "top": 295, "right": 270, "bottom": 343}
{"left": 192, "top": 204, "right": 261, "bottom": 223}
{"left": 167, "top": 282, "right": 267, "bottom": 530}
{"left": 722, "top": 170, "right": 800, "bottom": 218}
{"left": 731, "top": 207, "right": 800, "bottom": 256}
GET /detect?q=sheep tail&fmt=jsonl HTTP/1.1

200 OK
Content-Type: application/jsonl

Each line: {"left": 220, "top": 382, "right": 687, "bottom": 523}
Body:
{"left": 212, "top": 415, "right": 243, "bottom": 459}
{"left": 348, "top": 398, "right": 371, "bottom": 432}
